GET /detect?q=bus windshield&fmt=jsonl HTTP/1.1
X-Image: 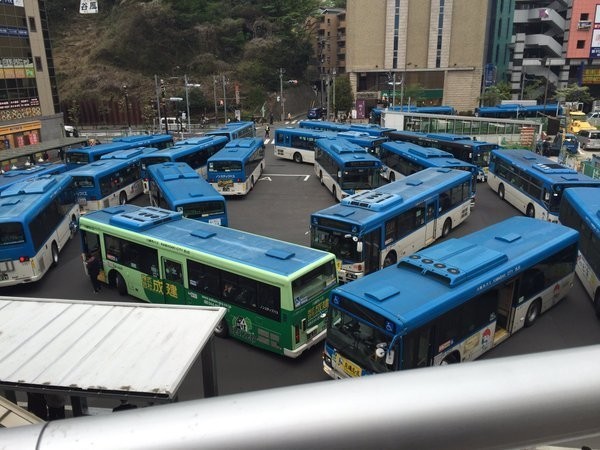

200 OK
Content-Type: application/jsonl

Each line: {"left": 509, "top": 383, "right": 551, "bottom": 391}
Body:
{"left": 0, "top": 223, "right": 25, "bottom": 245}
{"left": 210, "top": 161, "right": 242, "bottom": 172}
{"left": 328, "top": 307, "right": 394, "bottom": 374}
{"left": 341, "top": 169, "right": 378, "bottom": 190}
{"left": 311, "top": 228, "right": 360, "bottom": 262}
{"left": 291, "top": 260, "right": 337, "bottom": 308}
{"left": 472, "top": 147, "right": 493, "bottom": 168}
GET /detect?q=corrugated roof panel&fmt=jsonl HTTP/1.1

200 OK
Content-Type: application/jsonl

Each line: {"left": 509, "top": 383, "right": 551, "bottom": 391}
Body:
{"left": 0, "top": 297, "right": 225, "bottom": 399}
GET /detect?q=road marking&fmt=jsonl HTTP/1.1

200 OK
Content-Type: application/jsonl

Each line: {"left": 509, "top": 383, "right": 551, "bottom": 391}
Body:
{"left": 259, "top": 174, "right": 311, "bottom": 182}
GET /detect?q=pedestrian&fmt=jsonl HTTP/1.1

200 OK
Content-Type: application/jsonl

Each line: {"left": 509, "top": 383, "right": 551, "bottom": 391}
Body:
{"left": 287, "top": 112, "right": 292, "bottom": 121}
{"left": 85, "top": 252, "right": 102, "bottom": 293}
{"left": 265, "top": 124, "right": 270, "bottom": 139}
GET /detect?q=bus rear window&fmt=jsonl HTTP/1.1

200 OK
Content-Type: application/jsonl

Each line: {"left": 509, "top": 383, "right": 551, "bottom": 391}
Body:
{"left": 181, "top": 201, "right": 225, "bottom": 219}
{"left": 292, "top": 260, "right": 337, "bottom": 308}
{"left": 0, "top": 223, "right": 25, "bottom": 245}
{"left": 209, "top": 161, "right": 242, "bottom": 172}
{"left": 72, "top": 176, "right": 95, "bottom": 188}
{"left": 66, "top": 153, "right": 89, "bottom": 165}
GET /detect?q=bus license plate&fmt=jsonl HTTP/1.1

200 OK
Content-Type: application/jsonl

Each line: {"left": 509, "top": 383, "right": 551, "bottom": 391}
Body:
{"left": 335, "top": 353, "right": 362, "bottom": 377}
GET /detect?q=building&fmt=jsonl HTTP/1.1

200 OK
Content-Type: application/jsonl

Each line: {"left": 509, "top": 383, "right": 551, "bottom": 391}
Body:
{"left": 345, "top": 0, "right": 490, "bottom": 114}
{"left": 0, "top": 0, "right": 64, "bottom": 154}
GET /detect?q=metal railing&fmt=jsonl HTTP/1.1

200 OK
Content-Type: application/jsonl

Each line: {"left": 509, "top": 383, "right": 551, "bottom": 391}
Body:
{"left": 3, "top": 345, "right": 600, "bottom": 449}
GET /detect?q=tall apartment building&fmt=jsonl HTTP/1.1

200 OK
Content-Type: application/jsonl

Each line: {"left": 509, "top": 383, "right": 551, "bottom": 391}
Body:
{"left": 0, "top": 0, "right": 63, "bottom": 152}
{"left": 345, "top": 0, "right": 490, "bottom": 114}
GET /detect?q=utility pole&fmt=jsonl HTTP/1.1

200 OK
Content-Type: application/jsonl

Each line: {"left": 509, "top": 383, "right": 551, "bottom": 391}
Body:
{"left": 332, "top": 68, "right": 337, "bottom": 121}
{"left": 154, "top": 74, "right": 162, "bottom": 133}
{"left": 222, "top": 74, "right": 228, "bottom": 125}
{"left": 213, "top": 76, "right": 218, "bottom": 127}
{"left": 184, "top": 74, "right": 191, "bottom": 133}
{"left": 392, "top": 72, "right": 397, "bottom": 108}
{"left": 279, "top": 68, "right": 285, "bottom": 122}
{"left": 326, "top": 73, "right": 331, "bottom": 121}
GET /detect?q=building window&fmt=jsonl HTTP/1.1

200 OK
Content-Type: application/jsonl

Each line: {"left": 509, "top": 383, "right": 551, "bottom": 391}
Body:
{"left": 28, "top": 16, "right": 36, "bottom": 32}
{"left": 35, "top": 56, "right": 43, "bottom": 71}
{"left": 577, "top": 40, "right": 585, "bottom": 49}
{"left": 581, "top": 13, "right": 589, "bottom": 21}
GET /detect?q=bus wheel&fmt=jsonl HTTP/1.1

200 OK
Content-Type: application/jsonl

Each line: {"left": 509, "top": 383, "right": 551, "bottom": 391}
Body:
{"left": 383, "top": 252, "right": 397, "bottom": 267}
{"left": 115, "top": 272, "right": 128, "bottom": 296}
{"left": 51, "top": 242, "right": 59, "bottom": 267}
{"left": 214, "top": 319, "right": 229, "bottom": 338}
{"left": 441, "top": 353, "right": 459, "bottom": 365}
{"left": 69, "top": 215, "right": 78, "bottom": 239}
{"left": 498, "top": 184, "right": 505, "bottom": 200}
{"left": 251, "top": 176, "right": 255, "bottom": 190}
{"left": 389, "top": 172, "right": 395, "bottom": 183}
{"left": 442, "top": 218, "right": 452, "bottom": 238}
{"left": 119, "top": 192, "right": 127, "bottom": 205}
{"left": 525, "top": 300, "right": 541, "bottom": 327}
{"left": 319, "top": 171, "right": 324, "bottom": 185}
{"left": 526, "top": 204, "right": 535, "bottom": 218}
{"left": 293, "top": 152, "right": 303, "bottom": 164}
{"left": 594, "top": 291, "right": 600, "bottom": 319}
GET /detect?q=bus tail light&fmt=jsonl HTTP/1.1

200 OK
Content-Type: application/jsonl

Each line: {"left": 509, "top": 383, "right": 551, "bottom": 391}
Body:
{"left": 294, "top": 325, "right": 300, "bottom": 344}
{"left": 19, "top": 256, "right": 30, "bottom": 263}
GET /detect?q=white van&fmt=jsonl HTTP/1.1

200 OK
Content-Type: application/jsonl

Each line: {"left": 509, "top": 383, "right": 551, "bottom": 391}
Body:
{"left": 160, "top": 117, "right": 186, "bottom": 131}
{"left": 576, "top": 129, "right": 600, "bottom": 152}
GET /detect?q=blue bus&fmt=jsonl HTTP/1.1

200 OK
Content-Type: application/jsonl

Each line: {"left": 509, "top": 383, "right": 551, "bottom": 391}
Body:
{"left": 310, "top": 167, "right": 472, "bottom": 283}
{"left": 0, "top": 162, "right": 67, "bottom": 192}
{"left": 322, "top": 216, "right": 578, "bottom": 378}
{"left": 487, "top": 149, "right": 600, "bottom": 222}
{"left": 274, "top": 128, "right": 387, "bottom": 164}
{"left": 69, "top": 158, "right": 144, "bottom": 212}
{"left": 207, "top": 137, "right": 265, "bottom": 196}
{"left": 299, "top": 120, "right": 396, "bottom": 138}
{"left": 559, "top": 187, "right": 600, "bottom": 315}
{"left": 474, "top": 103, "right": 563, "bottom": 118}
{"left": 370, "top": 105, "right": 456, "bottom": 123}
{"left": 0, "top": 174, "right": 79, "bottom": 287}
{"left": 65, "top": 134, "right": 174, "bottom": 170}
{"left": 139, "top": 135, "right": 229, "bottom": 191}
{"left": 314, "top": 137, "right": 384, "bottom": 202}
{"left": 148, "top": 162, "right": 228, "bottom": 226}
{"left": 205, "top": 121, "right": 256, "bottom": 141}
{"left": 379, "top": 140, "right": 479, "bottom": 191}
{"left": 388, "top": 130, "right": 497, "bottom": 181}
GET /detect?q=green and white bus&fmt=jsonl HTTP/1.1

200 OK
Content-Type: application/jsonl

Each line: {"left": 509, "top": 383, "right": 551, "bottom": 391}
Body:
{"left": 79, "top": 205, "right": 338, "bottom": 357}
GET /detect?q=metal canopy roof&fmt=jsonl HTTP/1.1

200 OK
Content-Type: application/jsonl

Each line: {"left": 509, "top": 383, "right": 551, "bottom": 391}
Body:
{"left": 0, "top": 296, "right": 225, "bottom": 401}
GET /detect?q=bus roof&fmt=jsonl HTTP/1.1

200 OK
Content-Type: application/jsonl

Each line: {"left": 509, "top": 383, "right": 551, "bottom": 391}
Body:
{"left": 81, "top": 205, "right": 333, "bottom": 278}
{"left": 112, "top": 134, "right": 172, "bottom": 145}
{"left": 276, "top": 128, "right": 386, "bottom": 146}
{"left": 205, "top": 121, "right": 255, "bottom": 137}
{"left": 140, "top": 136, "right": 228, "bottom": 160}
{"left": 311, "top": 168, "right": 471, "bottom": 228}
{"left": 99, "top": 147, "right": 158, "bottom": 161}
{"left": 562, "top": 187, "right": 600, "bottom": 235}
{"left": 0, "top": 163, "right": 67, "bottom": 192}
{"left": 492, "top": 149, "right": 600, "bottom": 186}
{"left": 315, "top": 138, "right": 382, "bottom": 166}
{"left": 66, "top": 141, "right": 135, "bottom": 155}
{"left": 208, "top": 137, "right": 264, "bottom": 162}
{"left": 67, "top": 158, "right": 139, "bottom": 177}
{"left": 332, "top": 216, "right": 579, "bottom": 335}
{"left": 147, "top": 162, "right": 224, "bottom": 207}
{"left": 0, "top": 174, "right": 72, "bottom": 222}
{"left": 381, "top": 141, "right": 476, "bottom": 169}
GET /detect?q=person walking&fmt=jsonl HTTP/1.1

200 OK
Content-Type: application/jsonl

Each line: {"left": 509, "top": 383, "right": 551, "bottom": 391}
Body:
{"left": 85, "top": 252, "right": 102, "bottom": 293}
{"left": 264, "top": 124, "right": 270, "bottom": 139}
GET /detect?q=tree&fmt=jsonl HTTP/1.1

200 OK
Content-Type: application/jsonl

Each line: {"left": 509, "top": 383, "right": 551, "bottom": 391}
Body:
{"left": 479, "top": 81, "right": 511, "bottom": 106}
{"left": 334, "top": 75, "right": 353, "bottom": 117}
{"left": 554, "top": 83, "right": 594, "bottom": 104}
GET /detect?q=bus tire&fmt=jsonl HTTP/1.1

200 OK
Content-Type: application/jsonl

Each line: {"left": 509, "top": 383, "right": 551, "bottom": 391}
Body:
{"left": 442, "top": 218, "right": 452, "bottom": 238}
{"left": 525, "top": 299, "right": 541, "bottom": 327}
{"left": 115, "top": 272, "right": 128, "bottom": 296}
{"left": 383, "top": 252, "right": 397, "bottom": 267}
{"left": 441, "top": 353, "right": 459, "bottom": 365}
{"left": 251, "top": 175, "right": 255, "bottom": 190}
{"left": 293, "top": 152, "right": 303, "bottom": 164}
{"left": 498, "top": 184, "right": 505, "bottom": 200}
{"left": 51, "top": 242, "right": 59, "bottom": 267}
{"left": 214, "top": 319, "right": 229, "bottom": 338}
{"left": 69, "top": 215, "right": 78, "bottom": 239}
{"left": 319, "top": 171, "right": 324, "bottom": 185}
{"left": 389, "top": 172, "right": 395, "bottom": 182}
{"left": 119, "top": 191, "right": 127, "bottom": 205}
{"left": 526, "top": 204, "right": 535, "bottom": 218}
{"left": 594, "top": 290, "right": 600, "bottom": 319}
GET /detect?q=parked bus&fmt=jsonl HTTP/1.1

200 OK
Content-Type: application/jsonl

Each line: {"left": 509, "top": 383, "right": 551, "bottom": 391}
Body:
{"left": 379, "top": 140, "right": 479, "bottom": 191}
{"left": 0, "top": 174, "right": 79, "bottom": 287}
{"left": 207, "top": 137, "right": 265, "bottom": 196}
{"left": 65, "top": 134, "right": 174, "bottom": 170}
{"left": 299, "top": 120, "right": 396, "bottom": 138}
{"left": 314, "top": 137, "right": 384, "bottom": 202}
{"left": 388, "top": 131, "right": 497, "bottom": 181}
{"left": 474, "top": 103, "right": 563, "bottom": 118}
{"left": 147, "top": 162, "right": 228, "bottom": 226}
{"left": 78, "top": 204, "right": 338, "bottom": 357}
{"left": 0, "top": 162, "right": 67, "bottom": 192}
{"left": 322, "top": 216, "right": 578, "bottom": 378}
{"left": 69, "top": 158, "right": 143, "bottom": 213}
{"left": 139, "top": 135, "right": 229, "bottom": 192}
{"left": 370, "top": 105, "right": 456, "bottom": 124}
{"left": 274, "top": 128, "right": 387, "bottom": 164}
{"left": 488, "top": 149, "right": 600, "bottom": 222}
{"left": 205, "top": 121, "right": 256, "bottom": 141}
{"left": 559, "top": 187, "right": 600, "bottom": 315}
{"left": 310, "top": 167, "right": 472, "bottom": 283}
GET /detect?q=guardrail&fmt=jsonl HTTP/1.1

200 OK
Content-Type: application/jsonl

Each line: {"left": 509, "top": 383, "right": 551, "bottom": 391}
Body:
{"left": 2, "top": 345, "right": 600, "bottom": 449}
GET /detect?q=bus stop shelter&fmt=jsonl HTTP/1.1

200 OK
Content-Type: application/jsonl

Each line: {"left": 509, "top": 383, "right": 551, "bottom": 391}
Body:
{"left": 0, "top": 296, "right": 225, "bottom": 417}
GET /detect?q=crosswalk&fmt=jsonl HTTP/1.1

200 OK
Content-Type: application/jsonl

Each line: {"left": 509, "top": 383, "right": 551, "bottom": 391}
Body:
{"left": 261, "top": 119, "right": 299, "bottom": 145}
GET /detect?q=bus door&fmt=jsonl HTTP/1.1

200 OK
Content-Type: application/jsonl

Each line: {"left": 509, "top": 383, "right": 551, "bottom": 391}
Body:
{"left": 362, "top": 229, "right": 381, "bottom": 274}
{"left": 424, "top": 199, "right": 438, "bottom": 245}
{"left": 494, "top": 280, "right": 517, "bottom": 344}
{"left": 161, "top": 257, "right": 186, "bottom": 305}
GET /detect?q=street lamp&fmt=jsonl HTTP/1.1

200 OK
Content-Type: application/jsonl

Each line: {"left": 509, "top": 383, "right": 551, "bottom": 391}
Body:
{"left": 122, "top": 84, "right": 131, "bottom": 135}
{"left": 332, "top": 68, "right": 337, "bottom": 120}
{"left": 222, "top": 75, "right": 228, "bottom": 125}
{"left": 184, "top": 74, "right": 201, "bottom": 133}
{"left": 279, "top": 68, "right": 285, "bottom": 122}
